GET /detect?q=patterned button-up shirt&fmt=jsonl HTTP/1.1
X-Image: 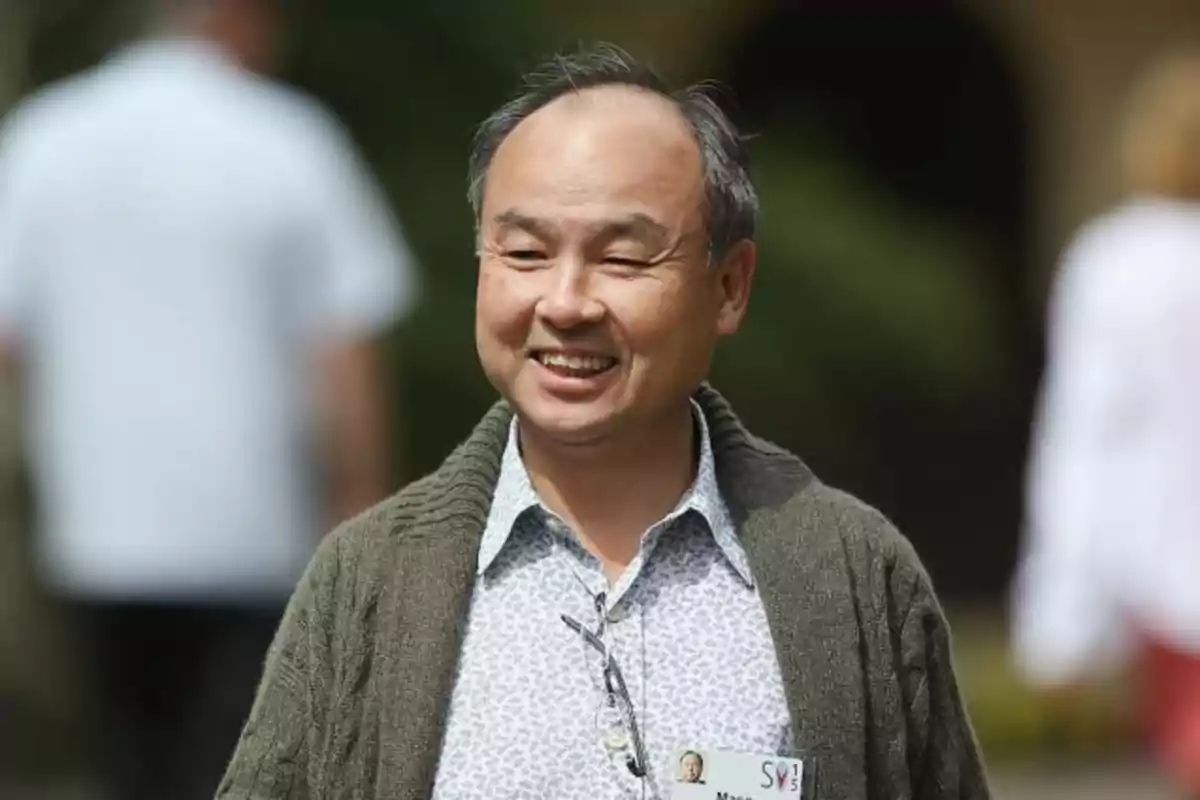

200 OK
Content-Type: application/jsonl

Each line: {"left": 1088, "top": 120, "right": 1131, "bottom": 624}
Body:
{"left": 432, "top": 402, "right": 793, "bottom": 800}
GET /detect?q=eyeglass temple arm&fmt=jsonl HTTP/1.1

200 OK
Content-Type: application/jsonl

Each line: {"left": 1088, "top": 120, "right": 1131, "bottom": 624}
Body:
{"left": 561, "top": 614, "right": 605, "bottom": 654}
{"left": 560, "top": 613, "right": 649, "bottom": 778}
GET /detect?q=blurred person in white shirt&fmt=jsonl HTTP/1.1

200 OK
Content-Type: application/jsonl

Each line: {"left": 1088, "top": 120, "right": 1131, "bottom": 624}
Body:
{"left": 1013, "top": 52, "right": 1200, "bottom": 798}
{"left": 0, "top": 0, "right": 419, "bottom": 797}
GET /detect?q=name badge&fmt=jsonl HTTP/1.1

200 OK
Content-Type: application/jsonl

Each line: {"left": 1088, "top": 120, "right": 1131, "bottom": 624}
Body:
{"left": 669, "top": 748, "right": 804, "bottom": 799}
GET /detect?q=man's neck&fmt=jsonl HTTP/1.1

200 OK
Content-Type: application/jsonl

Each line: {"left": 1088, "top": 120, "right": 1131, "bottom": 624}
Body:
{"left": 519, "top": 403, "right": 697, "bottom": 576}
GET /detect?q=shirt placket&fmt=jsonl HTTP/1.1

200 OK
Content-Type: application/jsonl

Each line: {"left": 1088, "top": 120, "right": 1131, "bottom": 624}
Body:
{"left": 547, "top": 516, "right": 660, "bottom": 798}
{"left": 605, "top": 595, "right": 651, "bottom": 798}
{"left": 541, "top": 517, "right": 624, "bottom": 793}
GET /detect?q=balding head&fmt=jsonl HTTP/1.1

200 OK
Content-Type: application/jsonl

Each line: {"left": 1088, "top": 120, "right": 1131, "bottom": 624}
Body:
{"left": 468, "top": 44, "right": 757, "bottom": 263}
{"left": 484, "top": 84, "right": 707, "bottom": 248}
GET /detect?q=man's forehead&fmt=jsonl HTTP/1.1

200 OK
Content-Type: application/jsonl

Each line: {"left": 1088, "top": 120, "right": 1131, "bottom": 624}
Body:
{"left": 483, "top": 86, "right": 704, "bottom": 222}
{"left": 493, "top": 85, "right": 699, "bottom": 170}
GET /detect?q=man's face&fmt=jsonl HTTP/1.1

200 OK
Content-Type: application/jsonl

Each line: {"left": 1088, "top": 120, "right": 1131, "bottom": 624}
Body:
{"left": 475, "top": 86, "right": 754, "bottom": 445}
{"left": 681, "top": 753, "right": 703, "bottom": 782}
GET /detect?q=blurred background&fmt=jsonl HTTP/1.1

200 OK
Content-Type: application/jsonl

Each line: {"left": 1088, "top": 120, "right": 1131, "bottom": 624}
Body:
{"left": 1, "top": 0, "right": 1198, "bottom": 798}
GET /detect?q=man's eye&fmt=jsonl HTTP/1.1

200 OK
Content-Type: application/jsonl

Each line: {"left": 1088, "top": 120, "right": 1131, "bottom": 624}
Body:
{"left": 504, "top": 250, "right": 546, "bottom": 261}
{"left": 603, "top": 256, "right": 649, "bottom": 267}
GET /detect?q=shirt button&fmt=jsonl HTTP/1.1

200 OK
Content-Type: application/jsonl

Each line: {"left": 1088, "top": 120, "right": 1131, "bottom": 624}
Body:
{"left": 602, "top": 726, "right": 631, "bottom": 752}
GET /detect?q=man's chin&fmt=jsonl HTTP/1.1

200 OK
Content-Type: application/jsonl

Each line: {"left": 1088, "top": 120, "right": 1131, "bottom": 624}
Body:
{"left": 514, "top": 403, "right": 618, "bottom": 448}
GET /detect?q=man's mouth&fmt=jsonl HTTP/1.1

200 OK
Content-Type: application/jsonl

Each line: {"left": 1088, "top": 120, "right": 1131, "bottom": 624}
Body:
{"left": 531, "top": 350, "right": 618, "bottom": 378}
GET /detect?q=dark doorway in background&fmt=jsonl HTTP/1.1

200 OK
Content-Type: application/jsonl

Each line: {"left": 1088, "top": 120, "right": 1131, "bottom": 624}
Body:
{"left": 724, "top": 2, "right": 1039, "bottom": 602}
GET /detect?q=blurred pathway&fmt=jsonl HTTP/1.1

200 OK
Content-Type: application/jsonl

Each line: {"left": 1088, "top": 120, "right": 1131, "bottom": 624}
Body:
{"left": 991, "top": 760, "right": 1172, "bottom": 799}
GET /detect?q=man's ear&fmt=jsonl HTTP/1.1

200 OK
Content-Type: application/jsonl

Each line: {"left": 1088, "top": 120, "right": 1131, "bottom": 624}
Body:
{"left": 714, "top": 239, "right": 755, "bottom": 336}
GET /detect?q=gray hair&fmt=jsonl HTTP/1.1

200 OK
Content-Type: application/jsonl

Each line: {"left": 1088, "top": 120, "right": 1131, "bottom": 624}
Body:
{"left": 467, "top": 43, "right": 758, "bottom": 260}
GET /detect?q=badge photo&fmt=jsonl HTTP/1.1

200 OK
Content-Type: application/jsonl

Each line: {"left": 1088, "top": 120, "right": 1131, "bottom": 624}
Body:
{"left": 669, "top": 748, "right": 805, "bottom": 799}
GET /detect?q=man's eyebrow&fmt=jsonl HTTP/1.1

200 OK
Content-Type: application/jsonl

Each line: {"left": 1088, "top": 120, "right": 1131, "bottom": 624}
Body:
{"left": 490, "top": 209, "right": 670, "bottom": 241}
{"left": 491, "top": 209, "right": 554, "bottom": 238}
{"left": 604, "top": 213, "right": 669, "bottom": 241}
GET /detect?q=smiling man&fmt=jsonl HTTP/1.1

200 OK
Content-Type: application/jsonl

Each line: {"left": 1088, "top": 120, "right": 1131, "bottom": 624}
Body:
{"left": 217, "top": 44, "right": 991, "bottom": 800}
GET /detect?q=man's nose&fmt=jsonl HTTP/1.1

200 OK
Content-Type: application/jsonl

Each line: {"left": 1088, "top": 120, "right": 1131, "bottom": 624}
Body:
{"left": 535, "top": 260, "right": 605, "bottom": 328}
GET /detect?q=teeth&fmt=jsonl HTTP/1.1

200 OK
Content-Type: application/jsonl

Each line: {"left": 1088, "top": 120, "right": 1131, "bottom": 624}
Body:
{"left": 538, "top": 352, "right": 614, "bottom": 372}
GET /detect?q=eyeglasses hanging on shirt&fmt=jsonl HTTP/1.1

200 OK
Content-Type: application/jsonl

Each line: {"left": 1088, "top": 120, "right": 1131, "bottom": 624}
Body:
{"left": 561, "top": 591, "right": 649, "bottom": 781}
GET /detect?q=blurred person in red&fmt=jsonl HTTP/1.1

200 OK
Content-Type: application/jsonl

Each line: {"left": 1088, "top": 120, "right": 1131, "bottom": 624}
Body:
{"left": 1013, "top": 52, "right": 1200, "bottom": 799}
{"left": 0, "top": 1, "right": 419, "bottom": 798}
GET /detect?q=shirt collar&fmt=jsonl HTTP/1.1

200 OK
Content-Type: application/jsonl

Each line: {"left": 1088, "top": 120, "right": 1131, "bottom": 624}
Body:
{"left": 477, "top": 400, "right": 753, "bottom": 586}
{"left": 475, "top": 420, "right": 542, "bottom": 575}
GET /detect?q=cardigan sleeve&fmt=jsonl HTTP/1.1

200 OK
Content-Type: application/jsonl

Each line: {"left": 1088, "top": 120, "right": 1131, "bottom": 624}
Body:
{"left": 215, "top": 534, "right": 342, "bottom": 800}
{"left": 899, "top": 575, "right": 992, "bottom": 800}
